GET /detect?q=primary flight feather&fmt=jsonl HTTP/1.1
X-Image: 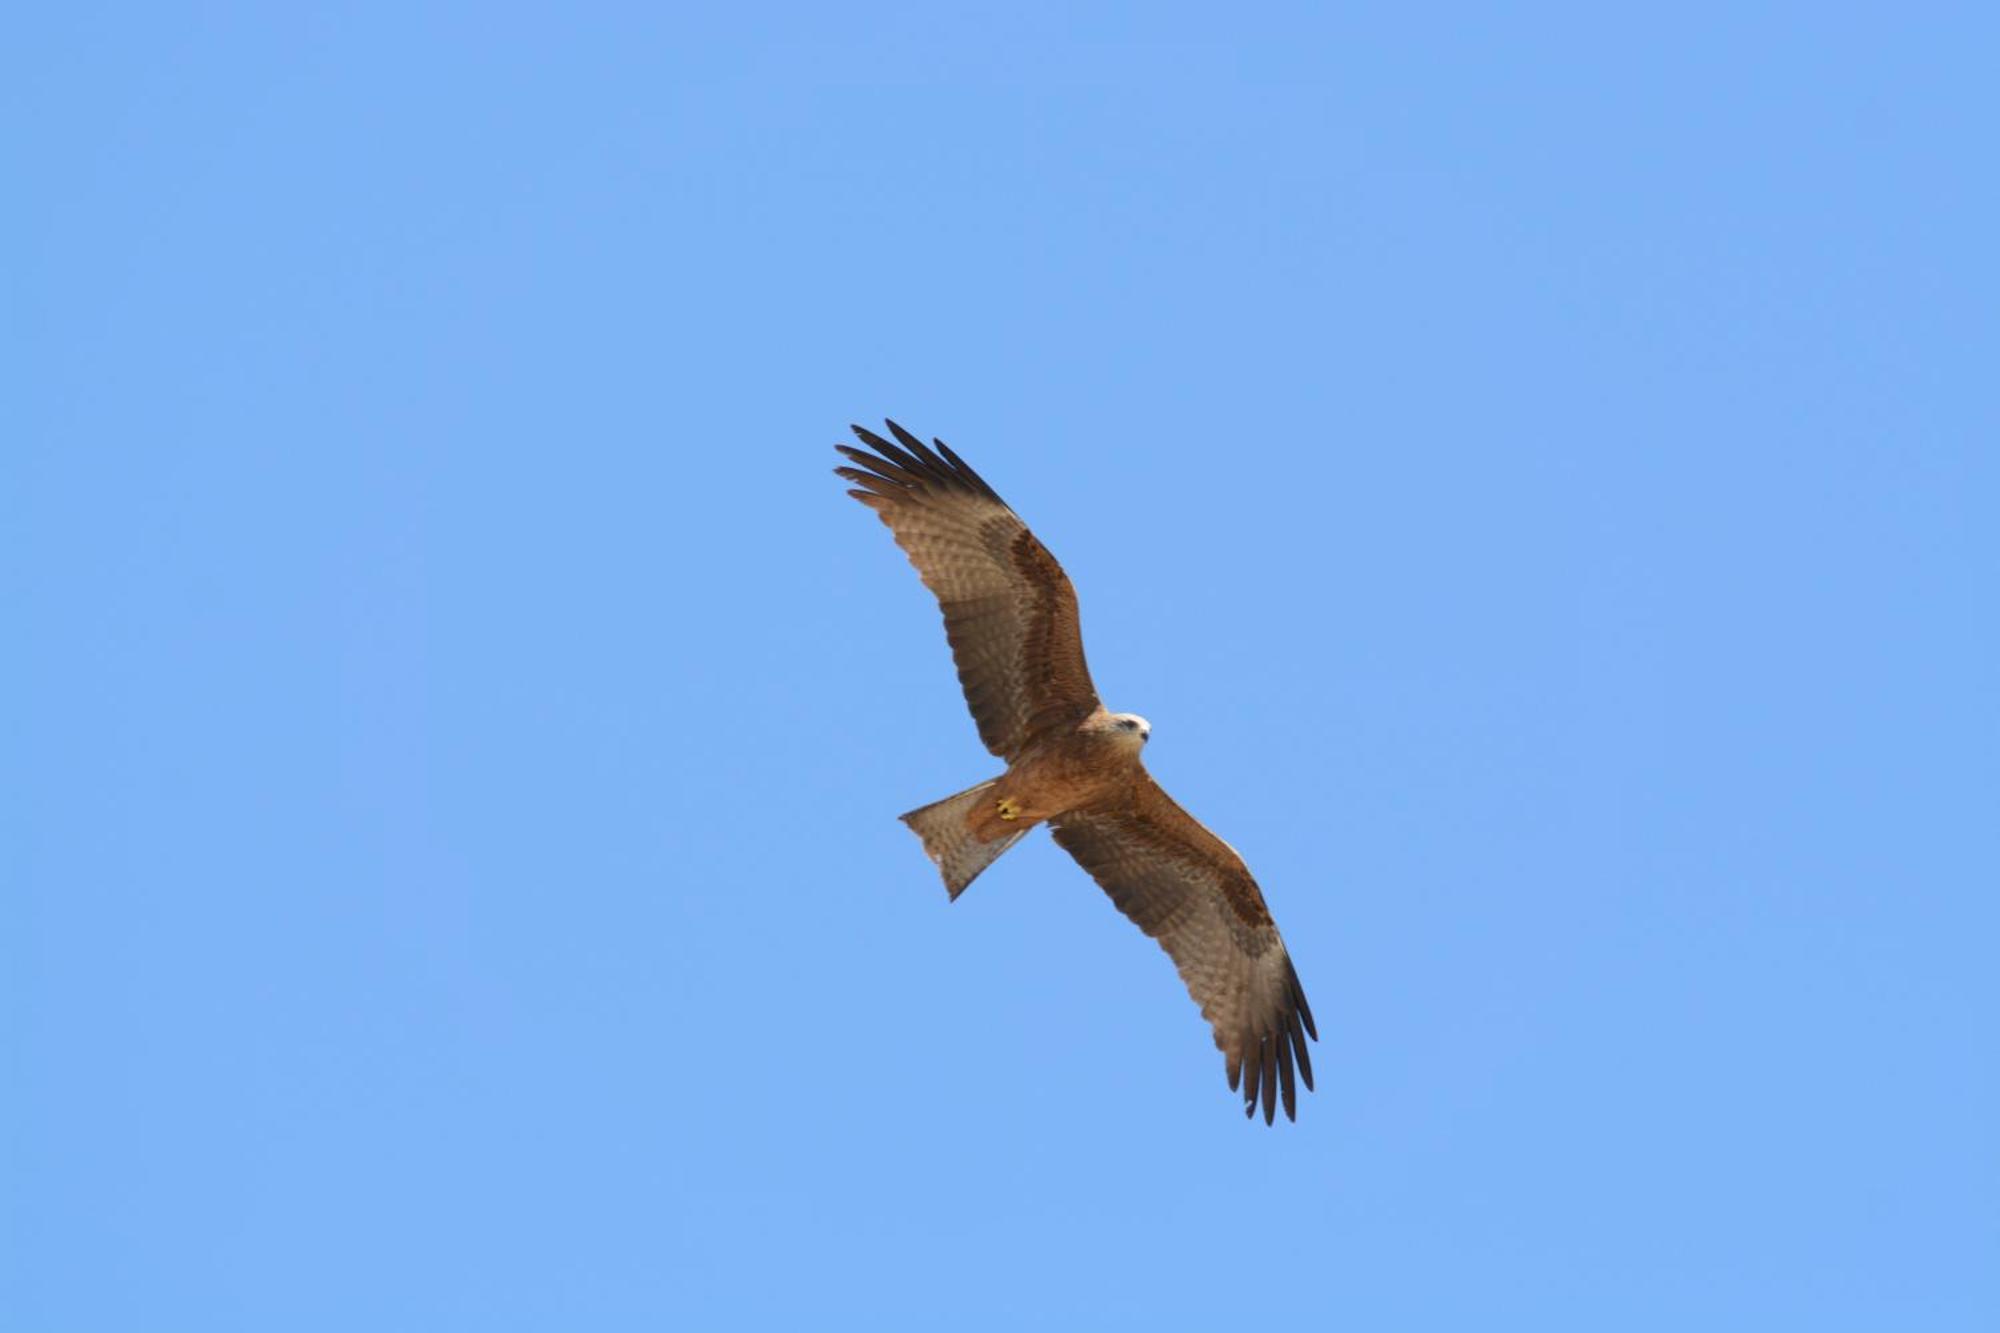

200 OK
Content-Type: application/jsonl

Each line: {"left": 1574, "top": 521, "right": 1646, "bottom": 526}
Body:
{"left": 837, "top": 421, "right": 1317, "bottom": 1124}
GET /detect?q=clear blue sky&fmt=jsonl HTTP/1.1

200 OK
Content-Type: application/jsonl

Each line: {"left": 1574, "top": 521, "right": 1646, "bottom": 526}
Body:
{"left": 7, "top": 5, "right": 1995, "bottom": 1329}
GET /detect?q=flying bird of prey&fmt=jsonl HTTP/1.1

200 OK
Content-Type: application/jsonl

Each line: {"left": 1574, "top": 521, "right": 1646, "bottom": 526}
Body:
{"left": 837, "top": 421, "right": 1318, "bottom": 1123}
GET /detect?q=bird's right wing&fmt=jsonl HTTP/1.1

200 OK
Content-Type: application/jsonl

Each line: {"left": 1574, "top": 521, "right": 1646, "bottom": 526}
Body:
{"left": 1050, "top": 774, "right": 1318, "bottom": 1124}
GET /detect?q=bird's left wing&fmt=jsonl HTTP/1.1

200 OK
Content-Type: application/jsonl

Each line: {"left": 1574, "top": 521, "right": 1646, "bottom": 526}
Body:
{"left": 837, "top": 422, "right": 1100, "bottom": 760}
{"left": 1050, "top": 775, "right": 1318, "bottom": 1124}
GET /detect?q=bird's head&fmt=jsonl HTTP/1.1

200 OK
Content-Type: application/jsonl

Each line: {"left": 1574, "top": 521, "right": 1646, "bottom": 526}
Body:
{"left": 1108, "top": 712, "right": 1152, "bottom": 747}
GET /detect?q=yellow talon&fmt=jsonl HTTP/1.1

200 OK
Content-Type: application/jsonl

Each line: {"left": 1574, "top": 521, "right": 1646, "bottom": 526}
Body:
{"left": 996, "top": 797, "right": 1021, "bottom": 821}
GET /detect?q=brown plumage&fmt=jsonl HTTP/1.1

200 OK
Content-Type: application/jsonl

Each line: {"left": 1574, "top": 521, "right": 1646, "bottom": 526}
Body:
{"left": 838, "top": 420, "right": 1318, "bottom": 1124}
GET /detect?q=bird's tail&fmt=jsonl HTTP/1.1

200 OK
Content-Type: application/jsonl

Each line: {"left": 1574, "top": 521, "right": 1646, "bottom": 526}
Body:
{"left": 899, "top": 778, "right": 1026, "bottom": 900}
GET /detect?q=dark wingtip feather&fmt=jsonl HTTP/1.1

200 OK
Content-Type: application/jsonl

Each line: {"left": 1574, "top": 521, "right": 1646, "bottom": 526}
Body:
{"left": 1289, "top": 1009, "right": 1315, "bottom": 1091}
{"left": 885, "top": 419, "right": 933, "bottom": 458}
{"left": 933, "top": 438, "right": 1005, "bottom": 503}
{"left": 835, "top": 465, "right": 902, "bottom": 498}
{"left": 1289, "top": 960, "right": 1320, "bottom": 1042}
{"left": 849, "top": 424, "right": 929, "bottom": 479}
{"left": 834, "top": 443, "right": 920, "bottom": 486}
{"left": 1277, "top": 1031, "right": 1298, "bottom": 1121}
{"left": 887, "top": 422, "right": 958, "bottom": 480}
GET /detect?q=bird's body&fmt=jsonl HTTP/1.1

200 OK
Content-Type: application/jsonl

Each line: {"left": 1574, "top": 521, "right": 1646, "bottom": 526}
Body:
{"left": 837, "top": 421, "right": 1318, "bottom": 1123}
{"left": 965, "top": 709, "right": 1150, "bottom": 842}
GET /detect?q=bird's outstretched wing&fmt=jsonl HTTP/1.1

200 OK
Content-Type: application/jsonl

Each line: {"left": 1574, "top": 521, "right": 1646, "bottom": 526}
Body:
{"left": 1050, "top": 775, "right": 1318, "bottom": 1124}
{"left": 837, "top": 422, "right": 1101, "bottom": 760}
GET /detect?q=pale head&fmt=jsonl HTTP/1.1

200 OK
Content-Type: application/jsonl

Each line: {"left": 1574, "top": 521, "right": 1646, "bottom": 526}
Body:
{"left": 1103, "top": 711, "right": 1152, "bottom": 748}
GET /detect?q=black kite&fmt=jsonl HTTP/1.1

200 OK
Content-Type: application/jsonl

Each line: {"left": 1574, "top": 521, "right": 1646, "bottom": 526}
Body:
{"left": 837, "top": 421, "right": 1318, "bottom": 1123}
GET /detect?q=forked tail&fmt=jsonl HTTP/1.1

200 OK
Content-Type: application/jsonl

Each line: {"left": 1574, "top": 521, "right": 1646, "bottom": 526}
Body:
{"left": 899, "top": 778, "right": 1027, "bottom": 899}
